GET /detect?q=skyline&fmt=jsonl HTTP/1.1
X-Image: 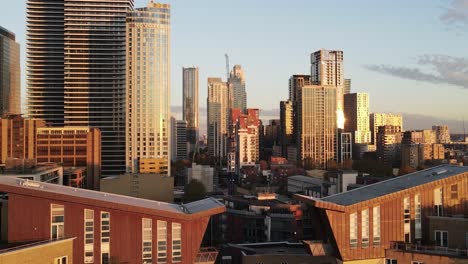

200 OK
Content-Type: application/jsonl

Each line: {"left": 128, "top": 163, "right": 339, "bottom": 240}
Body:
{"left": 2, "top": 0, "right": 468, "bottom": 133}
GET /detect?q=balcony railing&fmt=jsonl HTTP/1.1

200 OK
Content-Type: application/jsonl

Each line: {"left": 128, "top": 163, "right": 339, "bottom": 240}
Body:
{"left": 390, "top": 241, "right": 468, "bottom": 258}
{"left": 194, "top": 247, "right": 218, "bottom": 264}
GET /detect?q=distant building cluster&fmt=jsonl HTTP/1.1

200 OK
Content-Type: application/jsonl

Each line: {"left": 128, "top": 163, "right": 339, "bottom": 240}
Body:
{"left": 0, "top": 1, "right": 467, "bottom": 264}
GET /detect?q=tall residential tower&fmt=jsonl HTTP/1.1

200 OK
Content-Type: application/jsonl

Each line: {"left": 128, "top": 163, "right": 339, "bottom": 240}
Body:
{"left": 126, "top": 2, "right": 171, "bottom": 174}
{"left": 228, "top": 65, "right": 247, "bottom": 112}
{"left": 207, "top": 78, "right": 228, "bottom": 159}
{"left": 182, "top": 67, "right": 199, "bottom": 145}
{"left": 27, "top": 0, "right": 134, "bottom": 177}
{"left": 0, "top": 27, "right": 20, "bottom": 116}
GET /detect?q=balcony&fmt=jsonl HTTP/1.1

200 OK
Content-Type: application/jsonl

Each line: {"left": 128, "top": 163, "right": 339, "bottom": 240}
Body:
{"left": 390, "top": 241, "right": 468, "bottom": 258}
{"left": 194, "top": 247, "right": 218, "bottom": 264}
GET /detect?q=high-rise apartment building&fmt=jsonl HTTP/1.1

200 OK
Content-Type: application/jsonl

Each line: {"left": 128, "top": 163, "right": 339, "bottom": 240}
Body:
{"left": 27, "top": 0, "right": 134, "bottom": 177}
{"left": 207, "top": 78, "right": 228, "bottom": 158}
{"left": 432, "top": 125, "right": 451, "bottom": 143}
{"left": 36, "top": 127, "right": 101, "bottom": 190}
{"left": 183, "top": 67, "right": 199, "bottom": 145}
{"left": 344, "top": 93, "right": 371, "bottom": 144}
{"left": 126, "top": 2, "right": 170, "bottom": 175}
{"left": 228, "top": 65, "right": 247, "bottom": 112}
{"left": 280, "top": 100, "right": 294, "bottom": 157}
{"left": 288, "top": 75, "right": 311, "bottom": 104}
{"left": 344, "top": 78, "right": 351, "bottom": 94}
{"left": 370, "top": 113, "right": 403, "bottom": 145}
{"left": 171, "top": 117, "right": 188, "bottom": 161}
{"left": 299, "top": 85, "right": 337, "bottom": 169}
{"left": 376, "top": 125, "right": 402, "bottom": 167}
{"left": 0, "top": 114, "right": 46, "bottom": 164}
{"left": 0, "top": 27, "right": 20, "bottom": 116}
{"left": 229, "top": 109, "right": 260, "bottom": 172}
{"left": 311, "top": 49, "right": 344, "bottom": 129}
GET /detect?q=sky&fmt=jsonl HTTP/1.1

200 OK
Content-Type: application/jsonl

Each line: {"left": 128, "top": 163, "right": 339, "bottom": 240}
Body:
{"left": 1, "top": 0, "right": 468, "bottom": 133}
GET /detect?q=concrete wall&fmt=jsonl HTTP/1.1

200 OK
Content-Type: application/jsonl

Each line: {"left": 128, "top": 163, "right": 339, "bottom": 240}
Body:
{"left": 101, "top": 173, "right": 174, "bottom": 203}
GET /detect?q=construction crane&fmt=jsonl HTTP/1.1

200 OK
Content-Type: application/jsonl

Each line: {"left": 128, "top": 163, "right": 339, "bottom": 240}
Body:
{"left": 225, "top": 54, "right": 230, "bottom": 80}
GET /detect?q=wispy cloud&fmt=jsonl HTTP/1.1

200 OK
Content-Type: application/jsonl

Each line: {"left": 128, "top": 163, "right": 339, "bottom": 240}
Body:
{"left": 364, "top": 54, "right": 468, "bottom": 89}
{"left": 440, "top": 0, "right": 468, "bottom": 30}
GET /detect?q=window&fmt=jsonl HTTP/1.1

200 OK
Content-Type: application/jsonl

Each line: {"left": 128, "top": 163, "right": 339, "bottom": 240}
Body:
{"left": 101, "top": 212, "right": 110, "bottom": 264}
{"left": 350, "top": 213, "right": 357, "bottom": 248}
{"left": 142, "top": 218, "right": 153, "bottom": 264}
{"left": 55, "top": 256, "right": 68, "bottom": 264}
{"left": 157, "top": 220, "right": 167, "bottom": 263}
{"left": 450, "top": 184, "right": 458, "bottom": 199}
{"left": 385, "top": 259, "right": 397, "bottom": 264}
{"left": 361, "top": 209, "right": 369, "bottom": 248}
{"left": 172, "top": 223, "right": 182, "bottom": 262}
{"left": 51, "top": 204, "right": 65, "bottom": 240}
{"left": 435, "top": 230, "right": 448, "bottom": 247}
{"left": 434, "top": 188, "right": 443, "bottom": 216}
{"left": 373, "top": 206, "right": 381, "bottom": 246}
{"left": 404, "top": 197, "right": 411, "bottom": 243}
{"left": 84, "top": 209, "right": 94, "bottom": 263}
{"left": 415, "top": 194, "right": 422, "bottom": 239}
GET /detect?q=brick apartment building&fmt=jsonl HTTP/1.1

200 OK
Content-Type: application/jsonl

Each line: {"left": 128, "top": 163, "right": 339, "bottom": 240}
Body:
{"left": 0, "top": 177, "right": 225, "bottom": 264}
{"left": 296, "top": 165, "right": 468, "bottom": 263}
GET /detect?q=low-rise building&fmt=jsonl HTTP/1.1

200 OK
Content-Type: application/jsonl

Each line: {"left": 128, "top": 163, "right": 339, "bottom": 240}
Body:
{"left": 0, "top": 176, "right": 225, "bottom": 264}
{"left": 295, "top": 165, "right": 468, "bottom": 263}
{"left": 100, "top": 173, "right": 174, "bottom": 203}
{"left": 1, "top": 160, "right": 63, "bottom": 185}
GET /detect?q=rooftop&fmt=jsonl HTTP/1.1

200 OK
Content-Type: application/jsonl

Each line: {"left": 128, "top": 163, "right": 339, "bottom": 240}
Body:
{"left": 0, "top": 177, "right": 225, "bottom": 220}
{"left": 229, "top": 242, "right": 307, "bottom": 255}
{"left": 321, "top": 165, "right": 468, "bottom": 206}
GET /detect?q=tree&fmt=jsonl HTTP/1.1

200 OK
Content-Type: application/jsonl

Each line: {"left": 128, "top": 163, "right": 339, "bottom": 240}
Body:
{"left": 184, "top": 179, "right": 206, "bottom": 203}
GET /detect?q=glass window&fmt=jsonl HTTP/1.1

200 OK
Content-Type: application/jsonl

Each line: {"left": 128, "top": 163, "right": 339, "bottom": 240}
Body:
{"left": 350, "top": 213, "right": 357, "bottom": 248}
{"left": 101, "top": 212, "right": 110, "bottom": 264}
{"left": 157, "top": 220, "right": 167, "bottom": 263}
{"left": 404, "top": 197, "right": 411, "bottom": 243}
{"left": 51, "top": 204, "right": 65, "bottom": 240}
{"left": 361, "top": 209, "right": 369, "bottom": 248}
{"left": 373, "top": 206, "right": 380, "bottom": 246}
{"left": 172, "top": 223, "right": 182, "bottom": 262}
{"left": 415, "top": 194, "right": 422, "bottom": 239}
{"left": 435, "top": 230, "right": 448, "bottom": 247}
{"left": 84, "top": 209, "right": 94, "bottom": 263}
{"left": 142, "top": 218, "right": 153, "bottom": 263}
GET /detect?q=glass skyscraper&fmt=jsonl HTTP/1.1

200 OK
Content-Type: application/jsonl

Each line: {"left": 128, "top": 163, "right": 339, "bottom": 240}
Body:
{"left": 126, "top": 2, "right": 171, "bottom": 174}
{"left": 27, "top": 0, "right": 134, "bottom": 177}
{"left": 0, "top": 26, "right": 20, "bottom": 116}
{"left": 182, "top": 67, "right": 199, "bottom": 145}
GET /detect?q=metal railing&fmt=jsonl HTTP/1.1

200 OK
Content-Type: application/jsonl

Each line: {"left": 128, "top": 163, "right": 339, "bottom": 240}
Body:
{"left": 195, "top": 247, "right": 218, "bottom": 263}
{"left": 390, "top": 241, "right": 468, "bottom": 258}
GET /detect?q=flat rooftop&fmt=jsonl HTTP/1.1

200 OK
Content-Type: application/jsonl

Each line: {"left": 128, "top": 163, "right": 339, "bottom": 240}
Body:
{"left": 0, "top": 176, "right": 225, "bottom": 220}
{"left": 321, "top": 165, "right": 468, "bottom": 206}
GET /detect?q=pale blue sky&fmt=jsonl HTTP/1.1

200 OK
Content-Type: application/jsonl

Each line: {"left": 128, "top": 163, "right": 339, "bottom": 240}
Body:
{"left": 2, "top": 0, "right": 468, "bottom": 131}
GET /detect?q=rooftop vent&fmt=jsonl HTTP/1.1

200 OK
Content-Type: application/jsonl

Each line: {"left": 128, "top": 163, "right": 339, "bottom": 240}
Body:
{"left": 18, "top": 179, "right": 43, "bottom": 189}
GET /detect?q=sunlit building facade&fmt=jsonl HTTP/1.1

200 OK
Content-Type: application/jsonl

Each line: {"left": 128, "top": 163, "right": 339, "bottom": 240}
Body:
{"left": 311, "top": 49, "right": 344, "bottom": 129}
{"left": 126, "top": 2, "right": 171, "bottom": 175}
{"left": 344, "top": 93, "right": 371, "bottom": 144}
{"left": 183, "top": 67, "right": 199, "bottom": 145}
{"left": 27, "top": 0, "right": 134, "bottom": 177}
{"left": 370, "top": 113, "right": 403, "bottom": 145}
{"left": 299, "top": 85, "right": 337, "bottom": 169}
{"left": 228, "top": 65, "right": 247, "bottom": 112}
{"left": 207, "top": 78, "right": 228, "bottom": 158}
{"left": 0, "top": 26, "right": 20, "bottom": 116}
